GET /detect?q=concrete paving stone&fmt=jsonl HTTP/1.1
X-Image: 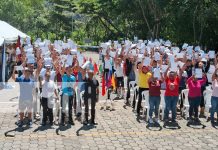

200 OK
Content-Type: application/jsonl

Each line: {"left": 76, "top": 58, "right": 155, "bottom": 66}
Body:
{"left": 115, "top": 148, "right": 124, "bottom": 150}
{"left": 106, "top": 146, "right": 116, "bottom": 149}
{"left": 122, "top": 145, "right": 133, "bottom": 149}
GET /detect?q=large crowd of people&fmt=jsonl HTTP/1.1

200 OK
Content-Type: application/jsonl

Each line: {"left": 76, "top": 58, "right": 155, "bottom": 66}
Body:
{"left": 99, "top": 39, "right": 218, "bottom": 126}
{"left": 8, "top": 37, "right": 218, "bottom": 129}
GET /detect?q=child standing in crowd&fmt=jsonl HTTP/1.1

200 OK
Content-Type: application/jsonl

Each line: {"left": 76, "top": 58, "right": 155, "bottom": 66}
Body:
{"left": 12, "top": 67, "right": 35, "bottom": 127}
{"left": 114, "top": 57, "right": 124, "bottom": 98}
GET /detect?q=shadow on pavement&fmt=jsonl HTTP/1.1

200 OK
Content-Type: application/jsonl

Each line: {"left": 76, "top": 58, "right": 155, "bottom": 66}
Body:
{"left": 212, "top": 122, "right": 218, "bottom": 129}
{"left": 76, "top": 124, "right": 96, "bottom": 136}
{"left": 4, "top": 126, "right": 31, "bottom": 137}
{"left": 56, "top": 124, "right": 71, "bottom": 136}
{"left": 33, "top": 125, "right": 54, "bottom": 132}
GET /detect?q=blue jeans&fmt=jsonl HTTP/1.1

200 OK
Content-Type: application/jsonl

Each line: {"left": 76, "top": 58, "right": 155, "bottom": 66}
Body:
{"left": 211, "top": 96, "right": 218, "bottom": 122}
{"left": 164, "top": 96, "right": 178, "bottom": 121}
{"left": 188, "top": 97, "right": 201, "bottom": 118}
{"left": 149, "top": 96, "right": 160, "bottom": 118}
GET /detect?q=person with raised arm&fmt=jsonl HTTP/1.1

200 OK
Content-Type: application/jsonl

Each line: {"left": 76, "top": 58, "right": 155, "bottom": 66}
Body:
{"left": 186, "top": 72, "right": 207, "bottom": 123}
{"left": 211, "top": 68, "right": 218, "bottom": 125}
{"left": 163, "top": 63, "right": 183, "bottom": 123}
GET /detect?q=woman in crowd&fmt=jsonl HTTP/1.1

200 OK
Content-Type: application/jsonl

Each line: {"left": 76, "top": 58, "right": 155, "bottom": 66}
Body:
{"left": 195, "top": 60, "right": 209, "bottom": 117}
{"left": 164, "top": 65, "right": 183, "bottom": 123}
{"left": 186, "top": 73, "right": 207, "bottom": 122}
{"left": 211, "top": 68, "right": 218, "bottom": 125}
{"left": 136, "top": 61, "right": 152, "bottom": 116}
{"left": 148, "top": 71, "right": 163, "bottom": 124}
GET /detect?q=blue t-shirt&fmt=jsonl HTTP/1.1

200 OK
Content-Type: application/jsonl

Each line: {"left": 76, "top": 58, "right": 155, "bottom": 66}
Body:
{"left": 16, "top": 77, "right": 34, "bottom": 101}
{"left": 62, "top": 74, "right": 76, "bottom": 96}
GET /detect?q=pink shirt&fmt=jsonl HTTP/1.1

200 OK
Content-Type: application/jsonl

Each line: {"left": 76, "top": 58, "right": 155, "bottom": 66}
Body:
{"left": 212, "top": 79, "right": 218, "bottom": 97}
{"left": 187, "top": 76, "right": 206, "bottom": 98}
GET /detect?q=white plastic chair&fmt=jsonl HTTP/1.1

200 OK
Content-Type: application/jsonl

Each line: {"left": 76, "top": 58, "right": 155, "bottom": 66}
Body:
{"left": 142, "top": 91, "right": 149, "bottom": 121}
{"left": 80, "top": 91, "right": 86, "bottom": 122}
{"left": 129, "top": 81, "right": 136, "bottom": 106}
{"left": 181, "top": 89, "right": 189, "bottom": 119}
{"left": 204, "top": 89, "right": 212, "bottom": 120}
{"left": 124, "top": 76, "right": 128, "bottom": 89}
{"left": 159, "top": 90, "right": 166, "bottom": 120}
{"left": 133, "top": 86, "right": 139, "bottom": 111}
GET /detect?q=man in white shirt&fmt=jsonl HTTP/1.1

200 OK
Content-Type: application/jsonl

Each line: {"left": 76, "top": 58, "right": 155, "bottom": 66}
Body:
{"left": 40, "top": 72, "right": 58, "bottom": 126}
{"left": 114, "top": 57, "right": 124, "bottom": 97}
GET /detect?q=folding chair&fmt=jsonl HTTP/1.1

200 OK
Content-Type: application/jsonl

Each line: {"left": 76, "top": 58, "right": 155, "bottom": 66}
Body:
{"left": 159, "top": 90, "right": 165, "bottom": 120}
{"left": 204, "top": 89, "right": 212, "bottom": 120}
{"left": 181, "top": 89, "right": 189, "bottom": 119}
{"left": 129, "top": 81, "right": 136, "bottom": 106}
{"left": 133, "top": 86, "right": 139, "bottom": 111}
{"left": 142, "top": 91, "right": 149, "bottom": 121}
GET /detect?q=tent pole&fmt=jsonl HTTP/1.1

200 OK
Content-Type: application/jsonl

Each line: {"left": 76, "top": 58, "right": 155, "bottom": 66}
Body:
{"left": 2, "top": 41, "right": 6, "bottom": 85}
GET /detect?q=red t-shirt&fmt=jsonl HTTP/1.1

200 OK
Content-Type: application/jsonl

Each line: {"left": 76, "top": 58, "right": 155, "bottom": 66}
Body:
{"left": 165, "top": 76, "right": 180, "bottom": 96}
{"left": 149, "top": 80, "right": 162, "bottom": 96}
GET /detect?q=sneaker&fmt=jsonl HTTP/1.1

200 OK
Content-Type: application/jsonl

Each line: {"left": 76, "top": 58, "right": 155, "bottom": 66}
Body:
{"left": 211, "top": 120, "right": 215, "bottom": 126}
{"left": 60, "top": 121, "right": 65, "bottom": 126}
{"left": 154, "top": 118, "right": 159, "bottom": 124}
{"left": 149, "top": 118, "right": 154, "bottom": 124}
{"left": 28, "top": 119, "right": 33, "bottom": 127}
{"left": 171, "top": 119, "right": 177, "bottom": 123}
{"left": 194, "top": 118, "right": 200, "bottom": 123}
{"left": 49, "top": 121, "right": 53, "bottom": 126}
{"left": 90, "top": 121, "right": 98, "bottom": 125}
{"left": 83, "top": 120, "right": 88, "bottom": 125}
{"left": 18, "top": 121, "right": 23, "bottom": 128}
{"left": 188, "top": 117, "right": 194, "bottom": 123}
{"left": 164, "top": 119, "right": 169, "bottom": 123}
{"left": 41, "top": 121, "right": 46, "bottom": 126}
{"left": 68, "top": 120, "right": 75, "bottom": 125}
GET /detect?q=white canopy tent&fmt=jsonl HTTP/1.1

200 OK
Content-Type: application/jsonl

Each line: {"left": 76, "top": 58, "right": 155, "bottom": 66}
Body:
{"left": 0, "top": 20, "right": 29, "bottom": 83}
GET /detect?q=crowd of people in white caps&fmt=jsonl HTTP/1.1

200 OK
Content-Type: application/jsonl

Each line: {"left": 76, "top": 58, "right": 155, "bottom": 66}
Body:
{"left": 11, "top": 37, "right": 218, "bottom": 128}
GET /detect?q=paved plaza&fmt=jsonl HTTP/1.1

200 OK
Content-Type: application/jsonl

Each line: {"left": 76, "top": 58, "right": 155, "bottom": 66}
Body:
{"left": 0, "top": 52, "right": 218, "bottom": 150}
{"left": 1, "top": 88, "right": 218, "bottom": 150}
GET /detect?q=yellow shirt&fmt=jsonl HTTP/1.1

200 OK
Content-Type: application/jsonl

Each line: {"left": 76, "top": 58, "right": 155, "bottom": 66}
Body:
{"left": 138, "top": 72, "right": 152, "bottom": 88}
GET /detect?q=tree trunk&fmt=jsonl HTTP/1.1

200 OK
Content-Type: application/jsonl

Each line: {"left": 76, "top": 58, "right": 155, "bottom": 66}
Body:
{"left": 138, "top": 0, "right": 153, "bottom": 38}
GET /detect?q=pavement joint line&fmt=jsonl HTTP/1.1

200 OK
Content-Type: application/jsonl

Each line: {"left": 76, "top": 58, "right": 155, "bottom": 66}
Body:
{"left": 0, "top": 128, "right": 216, "bottom": 140}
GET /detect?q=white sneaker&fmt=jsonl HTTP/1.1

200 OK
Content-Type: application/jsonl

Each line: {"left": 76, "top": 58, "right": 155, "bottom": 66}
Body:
{"left": 149, "top": 118, "right": 154, "bottom": 124}
{"left": 154, "top": 118, "right": 159, "bottom": 124}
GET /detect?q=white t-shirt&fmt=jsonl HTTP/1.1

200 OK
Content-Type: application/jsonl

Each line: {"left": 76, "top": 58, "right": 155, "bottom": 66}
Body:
{"left": 41, "top": 80, "right": 57, "bottom": 98}
{"left": 40, "top": 68, "right": 56, "bottom": 81}
{"left": 115, "top": 64, "right": 124, "bottom": 77}
{"left": 104, "top": 58, "right": 111, "bottom": 69}
{"left": 212, "top": 79, "right": 218, "bottom": 97}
